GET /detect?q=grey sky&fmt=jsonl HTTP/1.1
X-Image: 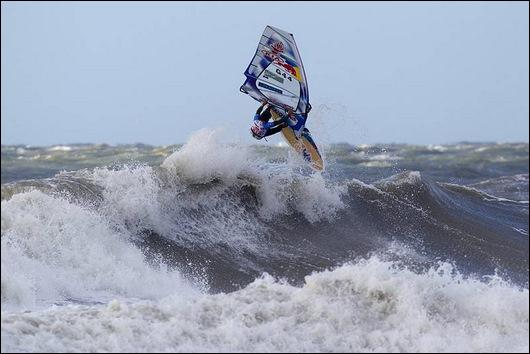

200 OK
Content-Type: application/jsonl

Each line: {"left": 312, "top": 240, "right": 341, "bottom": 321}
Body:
{"left": 1, "top": 1, "right": 528, "bottom": 146}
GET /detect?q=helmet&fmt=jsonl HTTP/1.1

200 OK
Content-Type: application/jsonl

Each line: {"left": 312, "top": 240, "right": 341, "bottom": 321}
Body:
{"left": 250, "top": 126, "right": 263, "bottom": 140}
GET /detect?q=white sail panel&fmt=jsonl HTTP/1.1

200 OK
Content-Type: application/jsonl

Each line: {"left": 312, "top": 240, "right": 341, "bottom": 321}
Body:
{"left": 240, "top": 26, "right": 310, "bottom": 115}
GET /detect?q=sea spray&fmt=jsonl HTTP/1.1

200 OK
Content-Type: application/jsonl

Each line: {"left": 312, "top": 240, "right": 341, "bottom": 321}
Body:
{"left": 1, "top": 133, "right": 528, "bottom": 352}
{"left": 1, "top": 190, "right": 197, "bottom": 311}
{"left": 2, "top": 257, "right": 528, "bottom": 353}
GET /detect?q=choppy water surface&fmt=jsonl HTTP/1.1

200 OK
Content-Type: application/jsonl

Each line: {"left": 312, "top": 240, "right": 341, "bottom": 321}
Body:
{"left": 1, "top": 131, "right": 528, "bottom": 352}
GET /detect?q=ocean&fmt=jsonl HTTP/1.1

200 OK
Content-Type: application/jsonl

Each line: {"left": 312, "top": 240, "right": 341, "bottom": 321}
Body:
{"left": 1, "top": 129, "right": 528, "bottom": 352}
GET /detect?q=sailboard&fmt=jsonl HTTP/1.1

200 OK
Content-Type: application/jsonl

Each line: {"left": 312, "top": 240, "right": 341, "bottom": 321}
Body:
{"left": 240, "top": 26, "right": 324, "bottom": 171}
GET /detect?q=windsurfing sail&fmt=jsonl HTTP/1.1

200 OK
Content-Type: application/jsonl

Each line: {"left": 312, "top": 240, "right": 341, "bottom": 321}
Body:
{"left": 240, "top": 26, "right": 311, "bottom": 116}
{"left": 241, "top": 26, "right": 324, "bottom": 171}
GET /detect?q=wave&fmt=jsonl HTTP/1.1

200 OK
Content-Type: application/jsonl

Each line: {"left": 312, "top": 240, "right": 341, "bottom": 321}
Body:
{"left": 1, "top": 257, "right": 528, "bottom": 353}
{"left": 1, "top": 130, "right": 528, "bottom": 313}
{"left": 468, "top": 174, "right": 529, "bottom": 202}
{"left": 1, "top": 189, "right": 200, "bottom": 311}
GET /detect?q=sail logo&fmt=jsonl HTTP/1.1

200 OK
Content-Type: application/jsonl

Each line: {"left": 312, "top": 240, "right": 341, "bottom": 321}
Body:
{"left": 261, "top": 42, "right": 297, "bottom": 77}
{"left": 271, "top": 41, "right": 284, "bottom": 54}
{"left": 258, "top": 82, "right": 283, "bottom": 94}
{"left": 264, "top": 69, "right": 284, "bottom": 83}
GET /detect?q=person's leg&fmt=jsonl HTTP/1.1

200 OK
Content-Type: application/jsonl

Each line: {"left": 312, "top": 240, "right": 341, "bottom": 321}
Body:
{"left": 264, "top": 124, "right": 286, "bottom": 137}
{"left": 260, "top": 106, "right": 272, "bottom": 121}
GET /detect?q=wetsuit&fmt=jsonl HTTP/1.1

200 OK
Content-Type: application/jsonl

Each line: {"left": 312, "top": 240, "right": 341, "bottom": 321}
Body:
{"left": 285, "top": 112, "right": 307, "bottom": 139}
{"left": 250, "top": 104, "right": 287, "bottom": 140}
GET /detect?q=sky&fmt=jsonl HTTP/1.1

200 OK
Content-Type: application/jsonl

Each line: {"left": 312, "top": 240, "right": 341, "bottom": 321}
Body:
{"left": 1, "top": 1, "right": 529, "bottom": 146}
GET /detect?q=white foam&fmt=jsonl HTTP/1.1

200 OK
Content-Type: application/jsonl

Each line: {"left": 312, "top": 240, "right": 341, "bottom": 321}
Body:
{"left": 368, "top": 153, "right": 402, "bottom": 161}
{"left": 2, "top": 257, "right": 527, "bottom": 353}
{"left": 86, "top": 162, "right": 267, "bottom": 256}
{"left": 257, "top": 172, "right": 346, "bottom": 223}
{"left": 427, "top": 144, "right": 448, "bottom": 152}
{"left": 160, "top": 128, "right": 347, "bottom": 223}
{"left": 89, "top": 165, "right": 164, "bottom": 234}
{"left": 1, "top": 190, "right": 197, "bottom": 311}
{"left": 161, "top": 128, "right": 254, "bottom": 184}
{"left": 360, "top": 160, "right": 394, "bottom": 168}
{"left": 1, "top": 129, "right": 347, "bottom": 315}
{"left": 48, "top": 145, "right": 73, "bottom": 152}
{"left": 375, "top": 171, "right": 422, "bottom": 188}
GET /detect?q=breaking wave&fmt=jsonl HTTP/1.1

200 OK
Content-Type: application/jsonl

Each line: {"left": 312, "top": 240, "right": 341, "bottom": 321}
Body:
{"left": 2, "top": 257, "right": 528, "bottom": 353}
{"left": 1, "top": 129, "right": 528, "bottom": 352}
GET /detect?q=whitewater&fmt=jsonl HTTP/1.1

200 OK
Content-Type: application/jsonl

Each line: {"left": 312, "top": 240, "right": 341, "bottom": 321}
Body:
{"left": 1, "top": 129, "right": 529, "bottom": 352}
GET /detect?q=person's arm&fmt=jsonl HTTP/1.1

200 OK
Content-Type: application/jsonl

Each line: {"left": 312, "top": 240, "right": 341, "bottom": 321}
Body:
{"left": 256, "top": 100, "right": 268, "bottom": 115}
{"left": 254, "top": 105, "right": 265, "bottom": 120}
